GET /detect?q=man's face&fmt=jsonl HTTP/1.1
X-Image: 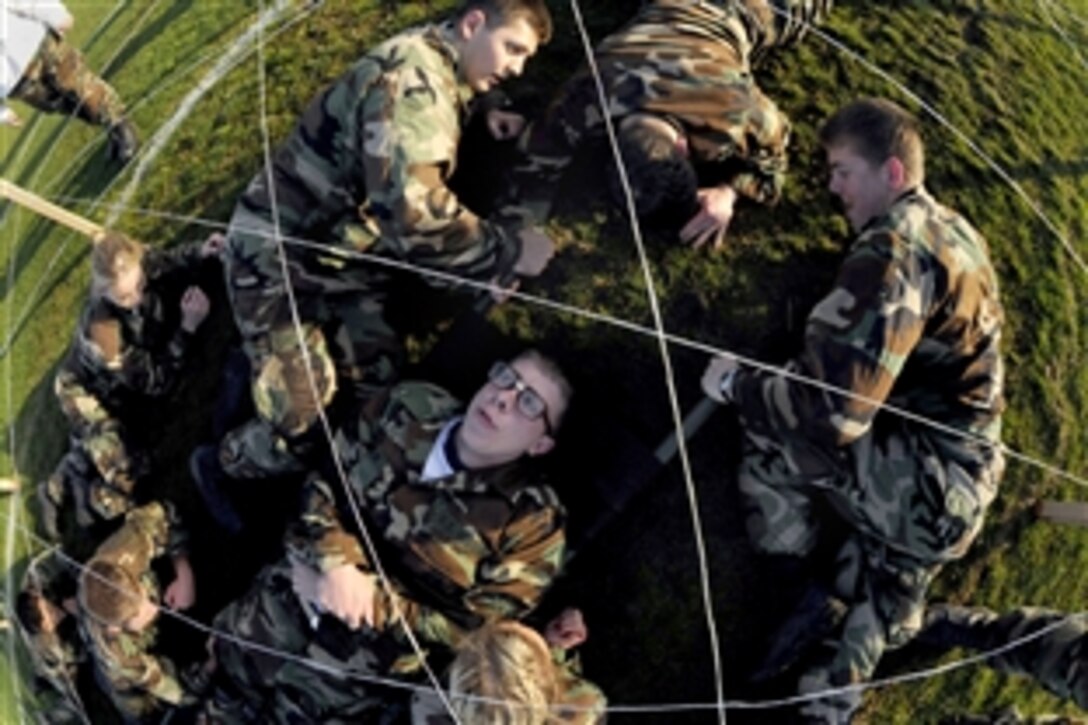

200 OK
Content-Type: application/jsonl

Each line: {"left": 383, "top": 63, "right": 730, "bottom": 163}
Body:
{"left": 459, "top": 356, "right": 566, "bottom": 466}
{"left": 459, "top": 12, "right": 540, "bottom": 93}
{"left": 106, "top": 262, "right": 144, "bottom": 309}
{"left": 826, "top": 143, "right": 895, "bottom": 233}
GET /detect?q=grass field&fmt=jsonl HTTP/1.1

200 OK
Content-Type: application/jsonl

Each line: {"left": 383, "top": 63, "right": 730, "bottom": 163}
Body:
{"left": 1, "top": 0, "right": 1086, "bottom": 722}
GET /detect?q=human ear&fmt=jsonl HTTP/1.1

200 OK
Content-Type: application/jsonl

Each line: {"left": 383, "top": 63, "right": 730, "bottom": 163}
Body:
{"left": 459, "top": 9, "right": 486, "bottom": 40}
{"left": 527, "top": 435, "right": 555, "bottom": 457}
{"left": 884, "top": 156, "right": 907, "bottom": 190}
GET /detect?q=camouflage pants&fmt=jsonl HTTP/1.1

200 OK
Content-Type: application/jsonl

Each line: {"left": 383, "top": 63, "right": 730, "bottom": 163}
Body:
{"left": 48, "top": 370, "right": 143, "bottom": 527}
{"left": 737, "top": 417, "right": 1003, "bottom": 722}
{"left": 220, "top": 206, "right": 403, "bottom": 475}
{"left": 11, "top": 30, "right": 126, "bottom": 128}
{"left": 206, "top": 560, "right": 404, "bottom": 724}
{"left": 928, "top": 606, "right": 1087, "bottom": 709}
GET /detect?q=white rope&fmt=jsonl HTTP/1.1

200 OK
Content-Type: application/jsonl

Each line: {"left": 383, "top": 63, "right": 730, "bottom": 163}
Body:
{"left": 33, "top": 197, "right": 1088, "bottom": 493}
{"left": 566, "top": 0, "right": 728, "bottom": 721}
{"left": 1038, "top": 0, "right": 1088, "bottom": 72}
{"left": 765, "top": 4, "right": 1088, "bottom": 278}
{"left": 251, "top": 1, "right": 461, "bottom": 720}
{"left": 2, "top": 505, "right": 1085, "bottom": 717}
{"left": 0, "top": 0, "right": 322, "bottom": 374}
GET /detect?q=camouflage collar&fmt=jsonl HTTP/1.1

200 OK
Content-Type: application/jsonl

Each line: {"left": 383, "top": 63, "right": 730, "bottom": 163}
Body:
{"left": 425, "top": 22, "right": 476, "bottom": 112}
{"left": 859, "top": 186, "right": 928, "bottom": 235}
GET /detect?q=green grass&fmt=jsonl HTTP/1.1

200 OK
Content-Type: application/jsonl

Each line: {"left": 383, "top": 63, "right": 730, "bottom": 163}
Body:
{"left": 1, "top": 0, "right": 1087, "bottom": 722}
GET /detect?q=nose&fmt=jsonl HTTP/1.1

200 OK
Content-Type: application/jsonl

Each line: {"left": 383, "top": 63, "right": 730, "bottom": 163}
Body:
{"left": 510, "top": 56, "right": 526, "bottom": 78}
{"left": 828, "top": 174, "right": 840, "bottom": 195}
{"left": 494, "top": 386, "right": 517, "bottom": 412}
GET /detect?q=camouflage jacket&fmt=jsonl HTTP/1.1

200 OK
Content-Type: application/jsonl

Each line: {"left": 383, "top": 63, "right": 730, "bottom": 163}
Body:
{"left": 230, "top": 21, "right": 521, "bottom": 292}
{"left": 60, "top": 241, "right": 210, "bottom": 412}
{"left": 286, "top": 382, "right": 566, "bottom": 648}
{"left": 734, "top": 187, "right": 1005, "bottom": 456}
{"left": 79, "top": 502, "right": 192, "bottom": 709}
{"left": 18, "top": 551, "right": 84, "bottom": 699}
{"left": 410, "top": 646, "right": 608, "bottom": 724}
{"left": 505, "top": 0, "right": 793, "bottom": 224}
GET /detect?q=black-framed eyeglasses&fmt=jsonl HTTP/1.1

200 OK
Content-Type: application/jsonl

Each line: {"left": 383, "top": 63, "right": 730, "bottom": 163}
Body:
{"left": 488, "top": 361, "right": 554, "bottom": 435}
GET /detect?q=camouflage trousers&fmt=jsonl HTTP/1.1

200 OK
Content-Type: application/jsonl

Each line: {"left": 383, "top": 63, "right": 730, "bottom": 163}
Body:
{"left": 220, "top": 205, "right": 404, "bottom": 476}
{"left": 46, "top": 370, "right": 144, "bottom": 530}
{"left": 11, "top": 30, "right": 126, "bottom": 128}
{"left": 926, "top": 606, "right": 1087, "bottom": 710}
{"left": 737, "top": 416, "right": 1004, "bottom": 722}
{"left": 206, "top": 559, "right": 409, "bottom": 724}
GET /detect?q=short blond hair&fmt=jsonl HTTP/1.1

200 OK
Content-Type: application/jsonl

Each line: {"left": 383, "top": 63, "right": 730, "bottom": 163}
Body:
{"left": 449, "top": 620, "right": 559, "bottom": 725}
{"left": 79, "top": 559, "right": 142, "bottom": 627}
{"left": 91, "top": 231, "right": 144, "bottom": 298}
{"left": 459, "top": 0, "right": 553, "bottom": 44}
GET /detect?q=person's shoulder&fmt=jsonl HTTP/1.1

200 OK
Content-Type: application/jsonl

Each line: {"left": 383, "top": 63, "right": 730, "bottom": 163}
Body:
{"left": 368, "top": 23, "right": 456, "bottom": 78}
{"left": 383, "top": 381, "right": 461, "bottom": 424}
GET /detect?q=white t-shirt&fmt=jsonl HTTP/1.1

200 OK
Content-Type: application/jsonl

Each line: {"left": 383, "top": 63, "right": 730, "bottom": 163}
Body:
{"left": 420, "top": 417, "right": 462, "bottom": 482}
{"left": 2, "top": 2, "right": 73, "bottom": 107}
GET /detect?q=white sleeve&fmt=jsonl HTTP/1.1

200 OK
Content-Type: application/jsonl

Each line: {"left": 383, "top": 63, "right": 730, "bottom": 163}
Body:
{"left": 8, "top": 1, "right": 73, "bottom": 32}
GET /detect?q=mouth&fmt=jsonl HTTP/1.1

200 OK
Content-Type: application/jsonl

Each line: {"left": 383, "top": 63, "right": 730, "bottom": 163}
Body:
{"left": 475, "top": 406, "right": 497, "bottom": 430}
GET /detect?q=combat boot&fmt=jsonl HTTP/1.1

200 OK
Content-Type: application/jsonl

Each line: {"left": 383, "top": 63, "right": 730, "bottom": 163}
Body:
{"left": 916, "top": 603, "right": 996, "bottom": 651}
{"left": 190, "top": 445, "right": 244, "bottom": 534}
{"left": 107, "top": 119, "right": 139, "bottom": 163}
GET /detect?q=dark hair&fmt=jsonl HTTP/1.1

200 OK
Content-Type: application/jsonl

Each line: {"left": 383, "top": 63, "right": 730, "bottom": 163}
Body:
{"left": 819, "top": 97, "right": 925, "bottom": 185}
{"left": 459, "top": 0, "right": 553, "bottom": 44}
{"left": 15, "top": 589, "right": 45, "bottom": 634}
{"left": 609, "top": 116, "right": 698, "bottom": 224}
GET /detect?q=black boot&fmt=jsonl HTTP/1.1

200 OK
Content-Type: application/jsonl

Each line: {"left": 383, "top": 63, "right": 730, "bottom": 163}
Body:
{"left": 915, "top": 604, "right": 995, "bottom": 652}
{"left": 189, "top": 445, "right": 244, "bottom": 535}
{"left": 107, "top": 119, "right": 139, "bottom": 163}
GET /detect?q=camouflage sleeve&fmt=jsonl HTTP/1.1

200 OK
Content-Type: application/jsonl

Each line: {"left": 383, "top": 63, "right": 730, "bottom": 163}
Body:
{"left": 499, "top": 80, "right": 592, "bottom": 226}
{"left": 732, "top": 230, "right": 926, "bottom": 449}
{"left": 371, "top": 499, "right": 566, "bottom": 645}
{"left": 54, "top": 368, "right": 137, "bottom": 495}
{"left": 286, "top": 474, "right": 368, "bottom": 573}
{"left": 106, "top": 645, "right": 192, "bottom": 707}
{"left": 359, "top": 63, "right": 522, "bottom": 282}
{"left": 690, "top": 83, "right": 790, "bottom": 206}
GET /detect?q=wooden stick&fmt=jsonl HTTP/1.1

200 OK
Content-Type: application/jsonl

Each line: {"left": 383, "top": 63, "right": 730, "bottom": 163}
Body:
{"left": 1037, "top": 500, "right": 1088, "bottom": 528}
{"left": 0, "top": 179, "right": 104, "bottom": 241}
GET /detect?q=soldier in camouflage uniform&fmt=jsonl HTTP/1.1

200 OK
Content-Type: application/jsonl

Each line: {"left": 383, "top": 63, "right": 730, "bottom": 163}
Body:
{"left": 411, "top": 608, "right": 607, "bottom": 724}
{"left": 220, "top": 0, "right": 556, "bottom": 476}
{"left": 203, "top": 351, "right": 571, "bottom": 722}
{"left": 921, "top": 604, "right": 1086, "bottom": 711}
{"left": 702, "top": 98, "right": 1005, "bottom": 722}
{"left": 1, "top": 1, "right": 138, "bottom": 161}
{"left": 503, "top": 0, "right": 832, "bottom": 247}
{"left": 77, "top": 501, "right": 198, "bottom": 722}
{"left": 14, "top": 549, "right": 86, "bottom": 724}
{"left": 39, "top": 232, "right": 220, "bottom": 539}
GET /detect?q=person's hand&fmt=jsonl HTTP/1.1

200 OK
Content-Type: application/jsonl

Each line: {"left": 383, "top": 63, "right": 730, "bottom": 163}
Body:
{"left": 180, "top": 286, "right": 210, "bottom": 332}
{"left": 201, "top": 232, "right": 226, "bottom": 258}
{"left": 54, "top": 13, "right": 74, "bottom": 35}
{"left": 701, "top": 354, "right": 740, "bottom": 403}
{"left": 489, "top": 277, "right": 520, "bottom": 304}
{"left": 513, "top": 227, "right": 555, "bottom": 277}
{"left": 544, "top": 607, "right": 588, "bottom": 650}
{"left": 0, "top": 108, "right": 23, "bottom": 128}
{"left": 486, "top": 109, "right": 527, "bottom": 141}
{"left": 164, "top": 558, "right": 196, "bottom": 610}
{"left": 680, "top": 185, "right": 738, "bottom": 250}
{"left": 314, "top": 564, "right": 376, "bottom": 630}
